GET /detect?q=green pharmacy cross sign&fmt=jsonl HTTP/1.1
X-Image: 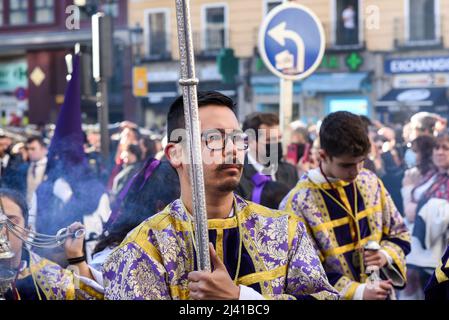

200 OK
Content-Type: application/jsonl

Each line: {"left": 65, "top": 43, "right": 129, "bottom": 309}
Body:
{"left": 346, "top": 52, "right": 364, "bottom": 72}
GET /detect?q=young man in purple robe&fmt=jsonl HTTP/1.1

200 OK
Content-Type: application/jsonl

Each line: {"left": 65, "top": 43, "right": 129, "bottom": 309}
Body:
{"left": 280, "top": 112, "right": 411, "bottom": 300}
{"left": 102, "top": 91, "right": 338, "bottom": 300}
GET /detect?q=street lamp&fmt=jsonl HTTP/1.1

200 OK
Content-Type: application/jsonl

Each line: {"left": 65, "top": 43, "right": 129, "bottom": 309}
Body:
{"left": 129, "top": 23, "right": 145, "bottom": 126}
{"left": 130, "top": 22, "right": 144, "bottom": 65}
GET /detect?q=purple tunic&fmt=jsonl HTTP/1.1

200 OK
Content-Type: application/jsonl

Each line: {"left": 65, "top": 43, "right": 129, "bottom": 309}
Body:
{"left": 280, "top": 169, "right": 411, "bottom": 299}
{"left": 103, "top": 195, "right": 338, "bottom": 300}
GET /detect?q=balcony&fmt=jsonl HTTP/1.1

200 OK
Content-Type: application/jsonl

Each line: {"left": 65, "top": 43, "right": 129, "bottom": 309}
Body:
{"left": 394, "top": 16, "right": 444, "bottom": 50}
{"left": 140, "top": 28, "right": 229, "bottom": 62}
{"left": 193, "top": 28, "right": 228, "bottom": 59}
{"left": 144, "top": 31, "right": 172, "bottom": 62}
{"left": 321, "top": 21, "right": 366, "bottom": 52}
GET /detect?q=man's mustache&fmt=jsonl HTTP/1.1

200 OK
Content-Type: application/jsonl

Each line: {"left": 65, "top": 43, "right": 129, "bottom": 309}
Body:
{"left": 216, "top": 158, "right": 244, "bottom": 171}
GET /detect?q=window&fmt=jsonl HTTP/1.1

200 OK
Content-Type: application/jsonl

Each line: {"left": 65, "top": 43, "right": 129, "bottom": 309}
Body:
{"left": 264, "top": 0, "right": 282, "bottom": 16}
{"left": 335, "top": 0, "right": 360, "bottom": 46}
{"left": 0, "top": 1, "right": 4, "bottom": 26}
{"left": 146, "top": 9, "right": 170, "bottom": 57}
{"left": 9, "top": 0, "right": 28, "bottom": 26}
{"left": 203, "top": 5, "right": 227, "bottom": 53}
{"left": 101, "top": 0, "right": 119, "bottom": 18}
{"left": 34, "top": 0, "right": 54, "bottom": 24}
{"left": 408, "top": 0, "right": 437, "bottom": 42}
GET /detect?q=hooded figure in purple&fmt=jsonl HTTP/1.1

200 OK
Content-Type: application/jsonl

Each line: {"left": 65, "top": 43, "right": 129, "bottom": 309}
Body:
{"left": 30, "top": 54, "right": 106, "bottom": 263}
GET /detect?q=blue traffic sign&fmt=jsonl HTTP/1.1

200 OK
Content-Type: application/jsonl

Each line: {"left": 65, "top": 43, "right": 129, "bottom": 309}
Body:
{"left": 258, "top": 3, "right": 325, "bottom": 81}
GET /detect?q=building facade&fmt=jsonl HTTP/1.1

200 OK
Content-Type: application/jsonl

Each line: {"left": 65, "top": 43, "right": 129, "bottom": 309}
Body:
{"left": 1, "top": 0, "right": 447, "bottom": 127}
{"left": 129, "top": 0, "right": 449, "bottom": 126}
{"left": 0, "top": 0, "right": 135, "bottom": 125}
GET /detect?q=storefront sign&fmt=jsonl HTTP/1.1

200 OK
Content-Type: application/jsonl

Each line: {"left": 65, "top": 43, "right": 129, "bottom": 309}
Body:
{"left": 385, "top": 56, "right": 449, "bottom": 74}
{"left": 0, "top": 59, "right": 28, "bottom": 92}
{"left": 319, "top": 52, "right": 364, "bottom": 72}
{"left": 132, "top": 66, "right": 148, "bottom": 97}
{"left": 327, "top": 97, "right": 369, "bottom": 116}
{"left": 320, "top": 55, "right": 340, "bottom": 69}
{"left": 30, "top": 67, "right": 46, "bottom": 87}
{"left": 393, "top": 73, "right": 449, "bottom": 88}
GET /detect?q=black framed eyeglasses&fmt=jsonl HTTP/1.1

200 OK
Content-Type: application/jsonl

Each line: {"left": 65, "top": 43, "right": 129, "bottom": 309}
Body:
{"left": 201, "top": 129, "right": 249, "bottom": 151}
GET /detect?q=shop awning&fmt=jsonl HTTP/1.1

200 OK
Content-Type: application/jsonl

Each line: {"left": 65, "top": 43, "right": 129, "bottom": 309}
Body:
{"left": 144, "top": 82, "right": 179, "bottom": 110}
{"left": 251, "top": 75, "right": 301, "bottom": 95}
{"left": 375, "top": 88, "right": 449, "bottom": 112}
{"left": 301, "top": 72, "right": 371, "bottom": 93}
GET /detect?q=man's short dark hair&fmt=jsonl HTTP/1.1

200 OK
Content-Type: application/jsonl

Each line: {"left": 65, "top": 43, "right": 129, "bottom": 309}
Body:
{"left": 128, "top": 128, "right": 141, "bottom": 141}
{"left": 167, "top": 91, "right": 236, "bottom": 142}
{"left": 26, "top": 136, "right": 46, "bottom": 148}
{"left": 242, "top": 113, "right": 279, "bottom": 133}
{"left": 359, "top": 115, "right": 373, "bottom": 134}
{"left": 320, "top": 111, "right": 371, "bottom": 158}
{"left": 127, "top": 143, "right": 142, "bottom": 161}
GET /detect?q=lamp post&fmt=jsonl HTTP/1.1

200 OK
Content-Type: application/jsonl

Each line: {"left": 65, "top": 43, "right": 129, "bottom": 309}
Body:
{"left": 92, "top": 11, "right": 113, "bottom": 161}
{"left": 74, "top": 0, "right": 98, "bottom": 16}
{"left": 130, "top": 23, "right": 145, "bottom": 126}
{"left": 75, "top": 0, "right": 112, "bottom": 159}
{"left": 130, "top": 23, "right": 144, "bottom": 65}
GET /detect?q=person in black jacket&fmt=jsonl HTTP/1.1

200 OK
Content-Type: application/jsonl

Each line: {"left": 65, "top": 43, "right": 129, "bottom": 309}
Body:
{"left": 236, "top": 112, "right": 298, "bottom": 207}
{"left": 425, "top": 245, "right": 449, "bottom": 300}
{"left": 0, "top": 135, "right": 28, "bottom": 195}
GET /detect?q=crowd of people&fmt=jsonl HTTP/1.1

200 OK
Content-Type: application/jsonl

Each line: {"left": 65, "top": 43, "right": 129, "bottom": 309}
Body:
{"left": 0, "top": 91, "right": 448, "bottom": 300}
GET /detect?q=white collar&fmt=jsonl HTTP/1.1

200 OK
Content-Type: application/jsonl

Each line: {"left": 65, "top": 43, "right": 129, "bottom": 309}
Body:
{"left": 247, "top": 153, "right": 276, "bottom": 179}
{"left": 308, "top": 167, "right": 341, "bottom": 184}
{"left": 181, "top": 199, "right": 235, "bottom": 219}
{"left": 1, "top": 154, "right": 10, "bottom": 164}
{"left": 247, "top": 153, "right": 265, "bottom": 174}
{"left": 32, "top": 156, "right": 48, "bottom": 166}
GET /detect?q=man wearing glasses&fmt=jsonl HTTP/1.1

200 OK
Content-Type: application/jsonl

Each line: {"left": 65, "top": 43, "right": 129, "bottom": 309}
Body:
{"left": 103, "top": 91, "right": 338, "bottom": 300}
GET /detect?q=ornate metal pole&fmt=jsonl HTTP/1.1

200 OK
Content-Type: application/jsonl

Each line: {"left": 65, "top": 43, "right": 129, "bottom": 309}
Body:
{"left": 174, "top": 0, "right": 210, "bottom": 271}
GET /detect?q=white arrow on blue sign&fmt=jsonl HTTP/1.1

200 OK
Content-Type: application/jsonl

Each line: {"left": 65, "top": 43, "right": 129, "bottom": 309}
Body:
{"left": 258, "top": 3, "right": 326, "bottom": 81}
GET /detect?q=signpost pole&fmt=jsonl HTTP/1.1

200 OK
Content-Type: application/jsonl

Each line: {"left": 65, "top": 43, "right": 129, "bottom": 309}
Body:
{"left": 279, "top": 78, "right": 293, "bottom": 151}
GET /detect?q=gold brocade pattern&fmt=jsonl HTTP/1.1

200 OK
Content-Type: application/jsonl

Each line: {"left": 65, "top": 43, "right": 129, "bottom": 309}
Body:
{"left": 103, "top": 196, "right": 339, "bottom": 300}
{"left": 27, "top": 252, "right": 75, "bottom": 300}
{"left": 280, "top": 169, "right": 411, "bottom": 299}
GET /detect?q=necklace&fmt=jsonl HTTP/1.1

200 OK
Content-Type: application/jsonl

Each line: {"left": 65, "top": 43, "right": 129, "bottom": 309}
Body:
{"left": 186, "top": 199, "right": 243, "bottom": 284}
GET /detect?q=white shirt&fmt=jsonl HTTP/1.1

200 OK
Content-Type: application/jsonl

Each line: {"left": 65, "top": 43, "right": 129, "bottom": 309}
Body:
{"left": 342, "top": 7, "right": 356, "bottom": 29}
{"left": 412, "top": 174, "right": 437, "bottom": 202}
{"left": 247, "top": 153, "right": 277, "bottom": 181}
{"left": 26, "top": 157, "right": 48, "bottom": 205}
{"left": 0, "top": 154, "right": 10, "bottom": 176}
